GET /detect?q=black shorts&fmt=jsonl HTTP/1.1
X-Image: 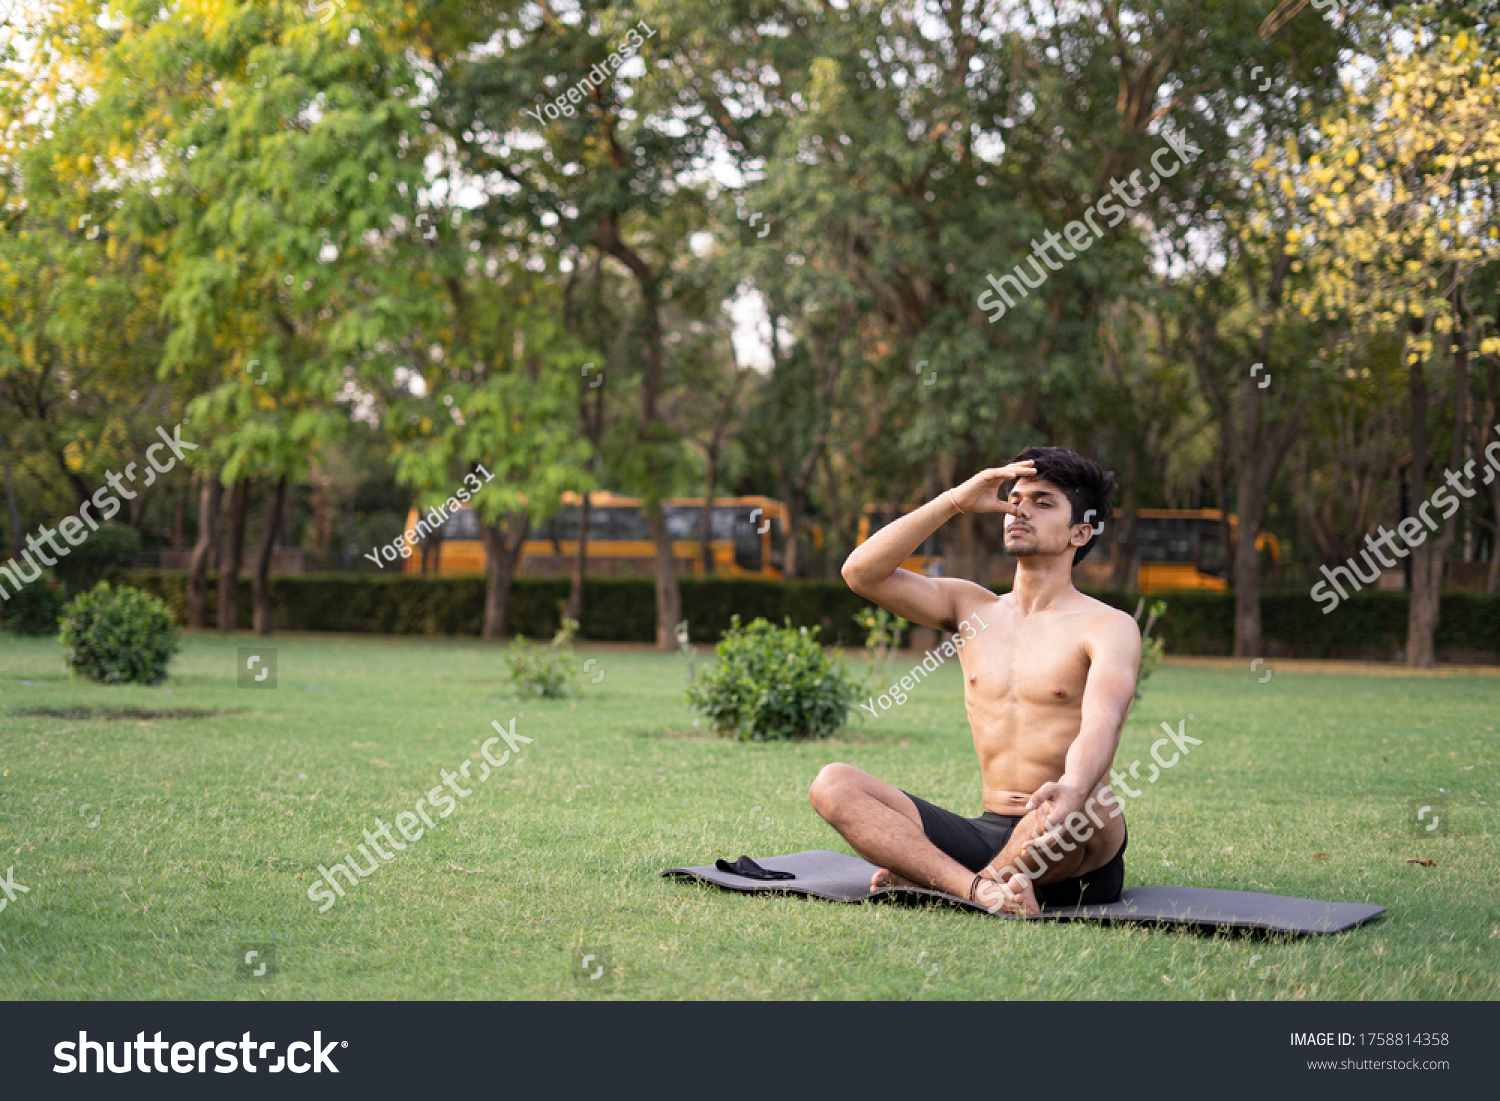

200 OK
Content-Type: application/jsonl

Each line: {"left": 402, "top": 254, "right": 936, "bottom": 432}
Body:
{"left": 901, "top": 790, "right": 1127, "bottom": 908}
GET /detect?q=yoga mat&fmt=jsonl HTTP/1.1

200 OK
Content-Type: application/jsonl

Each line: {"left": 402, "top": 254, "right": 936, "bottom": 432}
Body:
{"left": 662, "top": 850, "right": 1387, "bottom": 935}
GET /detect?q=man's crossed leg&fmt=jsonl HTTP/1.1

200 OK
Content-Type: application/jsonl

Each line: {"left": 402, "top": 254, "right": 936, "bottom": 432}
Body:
{"left": 807, "top": 762, "right": 1125, "bottom": 915}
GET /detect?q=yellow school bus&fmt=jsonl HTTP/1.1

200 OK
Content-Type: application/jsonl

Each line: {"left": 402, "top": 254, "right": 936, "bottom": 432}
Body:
{"left": 402, "top": 492, "right": 823, "bottom": 578}
{"left": 855, "top": 505, "right": 1278, "bottom": 591}
{"left": 1134, "top": 509, "right": 1279, "bottom": 592}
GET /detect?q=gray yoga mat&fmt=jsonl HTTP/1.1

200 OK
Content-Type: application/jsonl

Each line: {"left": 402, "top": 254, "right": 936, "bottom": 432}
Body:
{"left": 662, "top": 850, "right": 1387, "bottom": 935}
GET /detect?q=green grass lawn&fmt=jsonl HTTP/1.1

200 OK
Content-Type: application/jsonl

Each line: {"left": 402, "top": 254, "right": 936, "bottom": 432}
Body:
{"left": 1, "top": 631, "right": 1496, "bottom": 1001}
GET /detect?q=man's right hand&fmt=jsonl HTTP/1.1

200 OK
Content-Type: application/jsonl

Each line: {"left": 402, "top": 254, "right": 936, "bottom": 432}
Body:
{"left": 948, "top": 460, "right": 1037, "bottom": 515}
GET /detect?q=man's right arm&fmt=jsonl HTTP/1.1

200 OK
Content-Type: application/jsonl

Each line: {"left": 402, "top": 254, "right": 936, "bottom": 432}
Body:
{"left": 840, "top": 461, "right": 1034, "bottom": 631}
{"left": 840, "top": 494, "right": 973, "bottom": 631}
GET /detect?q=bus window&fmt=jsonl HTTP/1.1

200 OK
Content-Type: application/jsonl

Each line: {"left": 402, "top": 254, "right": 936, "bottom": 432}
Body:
{"left": 663, "top": 506, "right": 700, "bottom": 540}
{"left": 711, "top": 507, "right": 739, "bottom": 539}
{"left": 1136, "top": 518, "right": 1196, "bottom": 563}
{"left": 607, "top": 507, "right": 652, "bottom": 541}
{"left": 733, "top": 511, "right": 762, "bottom": 571}
{"left": 440, "top": 507, "right": 484, "bottom": 541}
{"left": 545, "top": 504, "right": 611, "bottom": 541}
{"left": 1197, "top": 530, "right": 1226, "bottom": 577}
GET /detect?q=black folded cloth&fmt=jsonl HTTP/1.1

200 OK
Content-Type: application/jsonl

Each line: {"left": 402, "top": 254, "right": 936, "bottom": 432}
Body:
{"left": 715, "top": 855, "right": 796, "bottom": 881}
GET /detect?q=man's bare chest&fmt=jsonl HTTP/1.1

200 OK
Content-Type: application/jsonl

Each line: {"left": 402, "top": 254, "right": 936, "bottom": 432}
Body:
{"left": 955, "top": 610, "right": 1091, "bottom": 708}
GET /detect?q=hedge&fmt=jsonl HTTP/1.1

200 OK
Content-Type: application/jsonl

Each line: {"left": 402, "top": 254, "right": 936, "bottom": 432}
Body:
{"left": 121, "top": 571, "right": 1500, "bottom": 661}
{"left": 1086, "top": 590, "right": 1499, "bottom": 661}
{"left": 122, "top": 571, "right": 874, "bottom": 647}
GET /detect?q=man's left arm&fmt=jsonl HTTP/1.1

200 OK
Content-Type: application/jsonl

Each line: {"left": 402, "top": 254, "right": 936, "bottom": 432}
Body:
{"left": 1027, "top": 611, "right": 1142, "bottom": 829}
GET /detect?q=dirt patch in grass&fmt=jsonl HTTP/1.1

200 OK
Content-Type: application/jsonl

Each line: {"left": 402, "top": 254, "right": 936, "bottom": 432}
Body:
{"left": 14, "top": 706, "right": 238, "bottom": 721}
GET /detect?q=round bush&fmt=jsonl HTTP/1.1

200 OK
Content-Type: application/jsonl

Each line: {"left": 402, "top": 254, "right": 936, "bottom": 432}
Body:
{"left": 2, "top": 571, "right": 66, "bottom": 636}
{"left": 685, "top": 614, "right": 861, "bottom": 741}
{"left": 60, "top": 581, "right": 180, "bottom": 685}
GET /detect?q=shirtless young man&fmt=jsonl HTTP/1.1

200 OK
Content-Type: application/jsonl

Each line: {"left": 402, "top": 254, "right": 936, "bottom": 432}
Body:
{"left": 809, "top": 446, "right": 1140, "bottom": 916}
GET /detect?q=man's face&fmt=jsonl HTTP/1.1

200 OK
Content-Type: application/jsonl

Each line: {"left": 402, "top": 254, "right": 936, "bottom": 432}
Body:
{"left": 1002, "top": 476, "right": 1080, "bottom": 558}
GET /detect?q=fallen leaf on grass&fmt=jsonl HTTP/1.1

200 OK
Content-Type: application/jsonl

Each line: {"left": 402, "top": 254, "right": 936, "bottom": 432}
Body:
{"left": 1314, "top": 852, "right": 1330, "bottom": 858}
{"left": 1405, "top": 858, "right": 1437, "bottom": 867}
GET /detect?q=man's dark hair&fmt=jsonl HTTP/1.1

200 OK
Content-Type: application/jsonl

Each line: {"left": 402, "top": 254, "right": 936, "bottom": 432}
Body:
{"left": 1006, "top": 446, "right": 1117, "bottom": 564}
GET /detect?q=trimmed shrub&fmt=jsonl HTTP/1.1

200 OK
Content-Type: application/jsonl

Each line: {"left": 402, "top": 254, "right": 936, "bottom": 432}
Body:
{"left": 504, "top": 617, "right": 582, "bottom": 699}
{"left": 686, "top": 614, "right": 862, "bottom": 741}
{"left": 2, "top": 570, "right": 66, "bottom": 636}
{"left": 60, "top": 581, "right": 180, "bottom": 685}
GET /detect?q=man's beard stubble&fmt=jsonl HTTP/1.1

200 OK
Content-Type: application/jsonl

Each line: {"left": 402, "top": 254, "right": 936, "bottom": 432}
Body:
{"left": 1004, "top": 532, "right": 1039, "bottom": 557}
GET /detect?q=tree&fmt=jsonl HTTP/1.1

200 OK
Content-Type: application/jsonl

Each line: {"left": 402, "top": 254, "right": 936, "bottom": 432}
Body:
{"left": 388, "top": 278, "right": 593, "bottom": 639}
{"left": 1285, "top": 27, "right": 1500, "bottom": 664}
{"left": 685, "top": 0, "right": 1342, "bottom": 596}
{"left": 442, "top": 4, "right": 714, "bottom": 647}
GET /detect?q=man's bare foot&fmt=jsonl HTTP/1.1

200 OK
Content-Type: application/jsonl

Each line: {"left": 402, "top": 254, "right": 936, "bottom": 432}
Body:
{"left": 973, "top": 870, "right": 1041, "bottom": 916}
{"left": 870, "top": 867, "right": 922, "bottom": 893}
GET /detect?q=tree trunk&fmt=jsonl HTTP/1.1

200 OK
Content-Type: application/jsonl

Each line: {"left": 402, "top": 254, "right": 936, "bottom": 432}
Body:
{"left": 4, "top": 453, "right": 21, "bottom": 560}
{"left": 565, "top": 492, "right": 591, "bottom": 622}
{"left": 566, "top": 379, "right": 605, "bottom": 620}
{"left": 699, "top": 451, "right": 718, "bottom": 577}
{"left": 1481, "top": 300, "right": 1500, "bottom": 594}
{"left": 421, "top": 520, "right": 441, "bottom": 574}
{"left": 1109, "top": 508, "right": 1138, "bottom": 592}
{"left": 779, "top": 474, "right": 806, "bottom": 579}
{"left": 252, "top": 475, "right": 287, "bottom": 636}
{"left": 1405, "top": 351, "right": 1445, "bottom": 667}
{"left": 642, "top": 496, "right": 681, "bottom": 650}
{"left": 1232, "top": 471, "right": 1267, "bottom": 658}
{"left": 819, "top": 448, "right": 857, "bottom": 580}
{"left": 128, "top": 490, "right": 148, "bottom": 530}
{"left": 1488, "top": 468, "right": 1500, "bottom": 594}
{"left": 309, "top": 466, "right": 334, "bottom": 562}
{"left": 590, "top": 219, "right": 678, "bottom": 650}
{"left": 1224, "top": 377, "right": 1306, "bottom": 658}
{"left": 1214, "top": 440, "right": 1234, "bottom": 583}
{"left": 1407, "top": 295, "right": 1468, "bottom": 666}
{"left": 1212, "top": 242, "right": 1305, "bottom": 658}
{"left": 219, "top": 480, "right": 248, "bottom": 632}
{"left": 480, "top": 510, "right": 530, "bottom": 639}
{"left": 187, "top": 474, "right": 221, "bottom": 630}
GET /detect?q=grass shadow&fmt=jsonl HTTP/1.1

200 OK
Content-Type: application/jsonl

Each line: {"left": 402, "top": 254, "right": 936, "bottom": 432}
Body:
{"left": 14, "top": 706, "right": 240, "bottom": 721}
{"left": 632, "top": 725, "right": 911, "bottom": 745}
